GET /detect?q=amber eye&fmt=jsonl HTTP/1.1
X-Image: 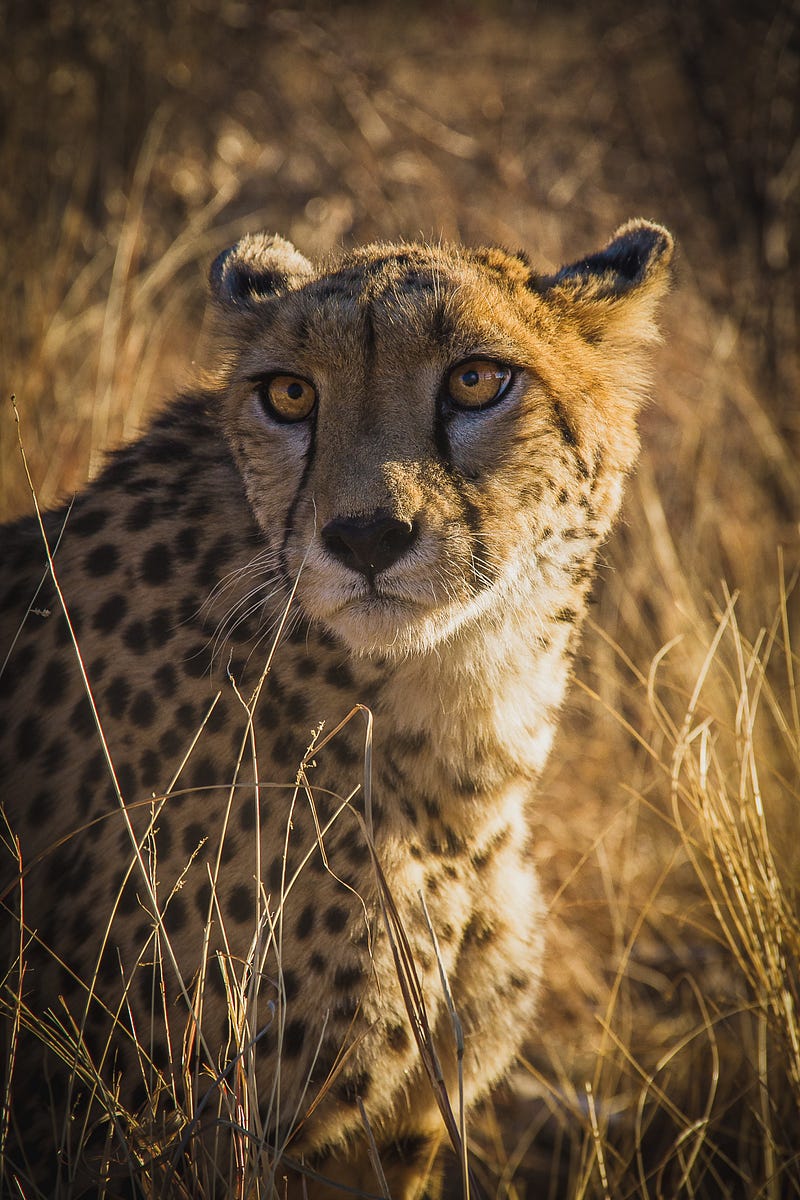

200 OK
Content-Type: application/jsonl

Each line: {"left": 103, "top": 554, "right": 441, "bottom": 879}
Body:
{"left": 446, "top": 359, "right": 513, "bottom": 410}
{"left": 260, "top": 375, "right": 317, "bottom": 422}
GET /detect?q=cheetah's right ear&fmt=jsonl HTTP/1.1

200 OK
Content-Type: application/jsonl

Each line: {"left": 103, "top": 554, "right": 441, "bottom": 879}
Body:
{"left": 531, "top": 220, "right": 674, "bottom": 346}
{"left": 209, "top": 233, "right": 314, "bottom": 307}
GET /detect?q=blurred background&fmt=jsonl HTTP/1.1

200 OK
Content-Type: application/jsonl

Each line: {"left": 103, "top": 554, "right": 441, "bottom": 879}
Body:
{"left": 1, "top": 1, "right": 798, "bottom": 1195}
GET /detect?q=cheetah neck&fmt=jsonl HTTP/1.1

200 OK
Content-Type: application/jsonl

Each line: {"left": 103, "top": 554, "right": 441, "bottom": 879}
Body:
{"left": 356, "top": 550, "right": 593, "bottom": 822}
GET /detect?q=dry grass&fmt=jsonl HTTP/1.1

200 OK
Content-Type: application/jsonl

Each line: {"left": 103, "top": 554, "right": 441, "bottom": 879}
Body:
{"left": 1, "top": 0, "right": 798, "bottom": 1195}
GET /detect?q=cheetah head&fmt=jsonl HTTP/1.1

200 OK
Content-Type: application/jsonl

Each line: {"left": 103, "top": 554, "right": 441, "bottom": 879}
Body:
{"left": 206, "top": 225, "right": 672, "bottom": 658}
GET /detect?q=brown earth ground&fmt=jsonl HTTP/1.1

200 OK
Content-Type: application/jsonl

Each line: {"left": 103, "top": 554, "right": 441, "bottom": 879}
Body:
{"left": 1, "top": 1, "right": 799, "bottom": 1196}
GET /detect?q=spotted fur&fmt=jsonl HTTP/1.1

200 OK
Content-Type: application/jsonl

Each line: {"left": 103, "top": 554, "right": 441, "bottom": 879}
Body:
{"left": 0, "top": 221, "right": 672, "bottom": 1197}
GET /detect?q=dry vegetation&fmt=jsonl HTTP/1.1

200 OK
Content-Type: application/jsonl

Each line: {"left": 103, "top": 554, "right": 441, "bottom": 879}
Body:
{"left": 1, "top": 0, "right": 799, "bottom": 1196}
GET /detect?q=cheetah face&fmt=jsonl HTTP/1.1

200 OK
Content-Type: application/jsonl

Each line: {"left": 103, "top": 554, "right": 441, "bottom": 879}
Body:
{"left": 211, "top": 228, "right": 672, "bottom": 657}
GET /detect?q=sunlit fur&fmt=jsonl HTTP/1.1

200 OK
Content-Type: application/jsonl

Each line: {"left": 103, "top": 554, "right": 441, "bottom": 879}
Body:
{"left": 0, "top": 222, "right": 672, "bottom": 1198}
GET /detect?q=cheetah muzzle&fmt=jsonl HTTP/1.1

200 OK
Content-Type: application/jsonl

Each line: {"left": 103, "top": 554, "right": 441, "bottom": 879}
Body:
{"left": 0, "top": 220, "right": 673, "bottom": 1197}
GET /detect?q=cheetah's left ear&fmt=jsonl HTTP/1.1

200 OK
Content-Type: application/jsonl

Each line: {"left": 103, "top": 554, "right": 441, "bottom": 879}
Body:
{"left": 532, "top": 219, "right": 674, "bottom": 341}
{"left": 209, "top": 233, "right": 314, "bottom": 308}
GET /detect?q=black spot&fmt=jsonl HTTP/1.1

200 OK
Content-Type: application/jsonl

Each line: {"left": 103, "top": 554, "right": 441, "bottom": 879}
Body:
{"left": 37, "top": 657, "right": 70, "bottom": 707}
{"left": 130, "top": 690, "right": 157, "bottom": 729}
{"left": 285, "top": 691, "right": 308, "bottom": 722}
{"left": 182, "top": 821, "right": 205, "bottom": 856}
{"left": 324, "top": 661, "right": 354, "bottom": 690}
{"left": 386, "top": 1022, "right": 410, "bottom": 1054}
{"left": 70, "top": 907, "right": 94, "bottom": 945}
{"left": 267, "top": 857, "right": 284, "bottom": 893}
{"left": 85, "top": 543, "right": 119, "bottom": 577}
{"left": 255, "top": 701, "right": 278, "bottom": 732}
{"left": 282, "top": 1018, "right": 306, "bottom": 1058}
{"left": 189, "top": 755, "right": 215, "bottom": 790}
{"left": 102, "top": 454, "right": 137, "bottom": 487}
{"left": 228, "top": 883, "right": 252, "bottom": 924}
{"left": 288, "top": 621, "right": 311, "bottom": 647}
{"left": 442, "top": 828, "right": 465, "bottom": 857}
{"left": 117, "top": 761, "right": 137, "bottom": 797}
{"left": 295, "top": 903, "right": 315, "bottom": 940}
{"left": 165, "top": 893, "right": 187, "bottom": 933}
{"left": 463, "top": 916, "right": 494, "bottom": 947}
{"left": 113, "top": 870, "right": 138, "bottom": 915}
{"left": 77, "top": 748, "right": 107, "bottom": 809}
{"left": 205, "top": 961, "right": 231, "bottom": 1006}
{"left": 239, "top": 800, "right": 256, "bottom": 831}
{"left": 138, "top": 749, "right": 161, "bottom": 789}
{"left": 69, "top": 508, "right": 109, "bottom": 537}
{"left": 98, "top": 947, "right": 122, "bottom": 983}
{"left": 331, "top": 737, "right": 359, "bottom": 768}
{"left": 194, "top": 880, "right": 212, "bottom": 921}
{"left": 334, "top": 964, "right": 362, "bottom": 992}
{"left": 396, "top": 729, "right": 426, "bottom": 755}
{"left": 148, "top": 436, "right": 188, "bottom": 463}
{"left": 558, "top": 487, "right": 570, "bottom": 505}
{"left": 185, "top": 495, "right": 212, "bottom": 521}
{"left": 309, "top": 952, "right": 326, "bottom": 974}
{"left": 69, "top": 695, "right": 95, "bottom": 738}
{"left": 148, "top": 608, "right": 175, "bottom": 647}
{"left": 141, "top": 543, "right": 173, "bottom": 586}
{"left": 281, "top": 969, "right": 299, "bottom": 1002}
{"left": 154, "top": 664, "right": 178, "bottom": 699}
{"left": 335, "top": 1071, "right": 371, "bottom": 1105}
{"left": 271, "top": 735, "right": 296, "bottom": 767}
{"left": 195, "top": 536, "right": 232, "bottom": 590}
{"left": 425, "top": 872, "right": 441, "bottom": 896}
{"left": 54, "top": 606, "right": 84, "bottom": 645}
{"left": 176, "top": 703, "right": 198, "bottom": 731}
{"left": 105, "top": 675, "right": 130, "bottom": 719}
{"left": 342, "top": 826, "right": 370, "bottom": 866}
{"left": 158, "top": 728, "right": 182, "bottom": 758}
{"left": 422, "top": 795, "right": 440, "bottom": 820}
{"left": 123, "top": 620, "right": 151, "bottom": 654}
{"left": 183, "top": 643, "right": 210, "bottom": 679}
{"left": 324, "top": 905, "right": 348, "bottom": 934}
{"left": 205, "top": 702, "right": 228, "bottom": 733}
{"left": 380, "top": 1133, "right": 429, "bottom": 1168}
{"left": 125, "top": 497, "right": 156, "bottom": 533}
{"left": 124, "top": 474, "right": 158, "bottom": 496}
{"left": 456, "top": 774, "right": 481, "bottom": 797}
{"left": 32, "top": 790, "right": 55, "bottom": 820}
{"left": 90, "top": 655, "right": 108, "bottom": 680}
{"left": 178, "top": 595, "right": 201, "bottom": 626}
{"left": 175, "top": 527, "right": 199, "bottom": 562}
{"left": 554, "top": 607, "right": 577, "bottom": 623}
{"left": 295, "top": 656, "right": 317, "bottom": 679}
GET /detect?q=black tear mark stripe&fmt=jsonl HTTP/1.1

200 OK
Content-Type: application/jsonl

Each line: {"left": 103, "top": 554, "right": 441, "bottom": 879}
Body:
{"left": 553, "top": 401, "right": 591, "bottom": 479}
{"left": 553, "top": 401, "right": 577, "bottom": 447}
{"left": 278, "top": 426, "right": 317, "bottom": 586}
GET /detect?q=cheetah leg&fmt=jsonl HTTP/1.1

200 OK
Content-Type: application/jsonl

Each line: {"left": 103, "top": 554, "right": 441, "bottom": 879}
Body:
{"left": 280, "top": 1131, "right": 444, "bottom": 1199}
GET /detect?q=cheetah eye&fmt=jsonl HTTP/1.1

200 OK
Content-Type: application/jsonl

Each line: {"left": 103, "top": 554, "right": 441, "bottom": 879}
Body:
{"left": 258, "top": 374, "right": 317, "bottom": 423}
{"left": 446, "top": 359, "right": 513, "bottom": 411}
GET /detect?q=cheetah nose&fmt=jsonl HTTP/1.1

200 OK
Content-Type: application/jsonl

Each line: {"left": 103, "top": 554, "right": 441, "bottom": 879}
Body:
{"left": 321, "top": 511, "right": 418, "bottom": 576}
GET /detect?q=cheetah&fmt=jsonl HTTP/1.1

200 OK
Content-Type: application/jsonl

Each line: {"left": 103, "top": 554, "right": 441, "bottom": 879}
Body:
{"left": 0, "top": 221, "right": 673, "bottom": 1198}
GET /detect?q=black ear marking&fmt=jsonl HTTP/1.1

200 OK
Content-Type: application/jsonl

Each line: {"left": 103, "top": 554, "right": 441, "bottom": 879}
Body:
{"left": 209, "top": 233, "right": 314, "bottom": 307}
{"left": 533, "top": 220, "right": 674, "bottom": 300}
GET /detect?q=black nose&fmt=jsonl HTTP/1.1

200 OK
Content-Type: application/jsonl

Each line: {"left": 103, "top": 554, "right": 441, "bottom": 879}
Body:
{"left": 321, "top": 512, "right": 418, "bottom": 576}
